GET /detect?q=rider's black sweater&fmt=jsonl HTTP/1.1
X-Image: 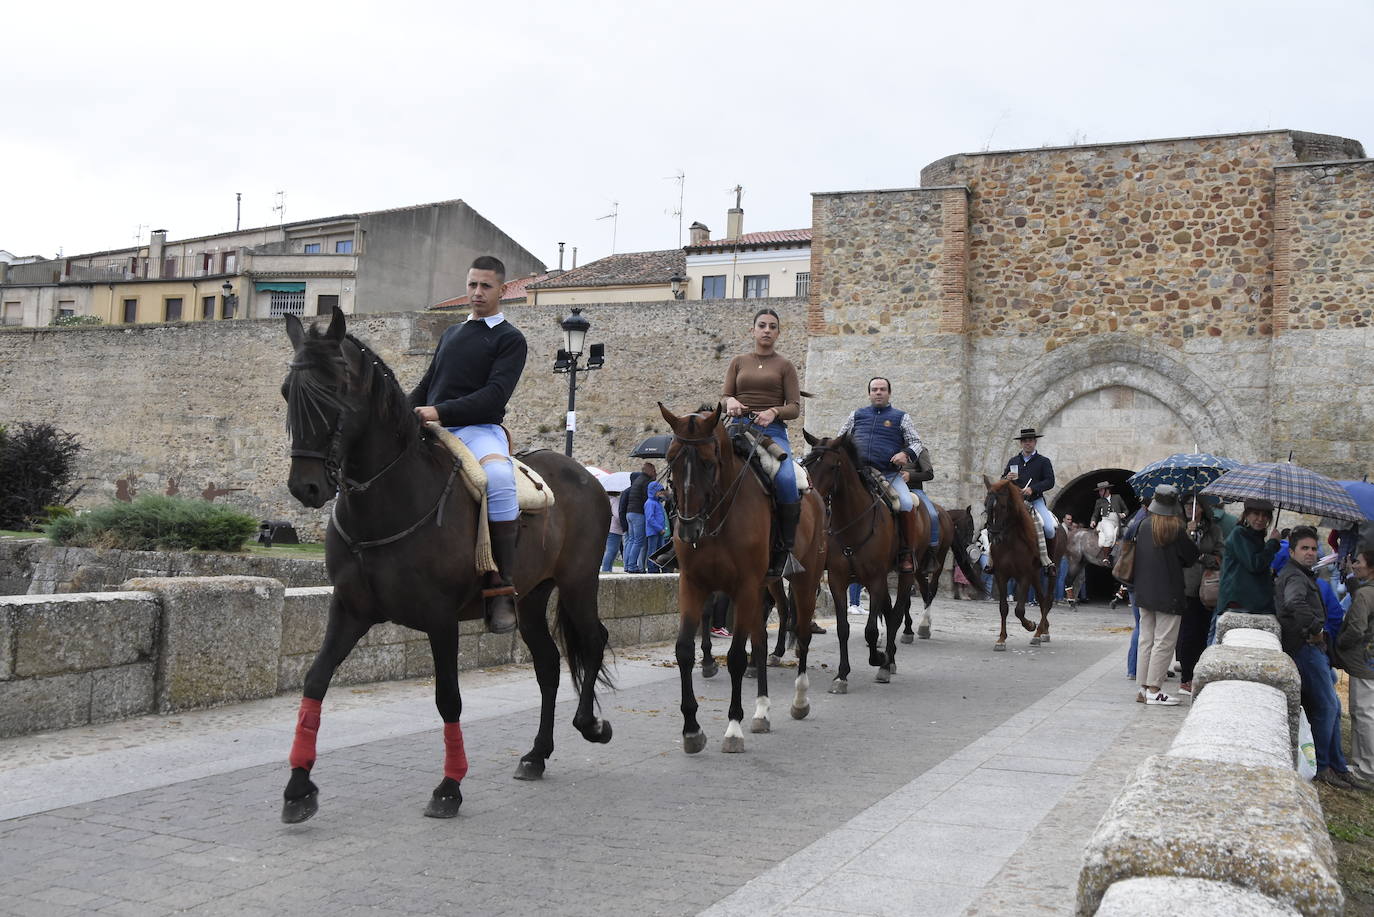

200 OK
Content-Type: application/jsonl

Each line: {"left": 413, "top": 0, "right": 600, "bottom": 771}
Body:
{"left": 408, "top": 318, "right": 528, "bottom": 427}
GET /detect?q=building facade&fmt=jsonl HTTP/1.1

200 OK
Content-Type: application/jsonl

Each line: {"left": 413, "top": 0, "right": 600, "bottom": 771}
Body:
{"left": 0, "top": 200, "right": 544, "bottom": 326}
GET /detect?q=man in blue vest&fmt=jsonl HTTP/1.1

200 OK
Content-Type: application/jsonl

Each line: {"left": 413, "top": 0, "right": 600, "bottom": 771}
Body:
{"left": 1004, "top": 427, "right": 1059, "bottom": 575}
{"left": 836, "top": 377, "right": 929, "bottom": 573}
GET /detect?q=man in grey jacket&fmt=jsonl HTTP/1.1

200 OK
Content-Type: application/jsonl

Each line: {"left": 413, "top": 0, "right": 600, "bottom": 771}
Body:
{"left": 1277, "top": 526, "right": 1371, "bottom": 790}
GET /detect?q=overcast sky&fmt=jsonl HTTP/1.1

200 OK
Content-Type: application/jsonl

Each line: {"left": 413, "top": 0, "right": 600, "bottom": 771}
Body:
{"left": 6, "top": 0, "right": 1371, "bottom": 271}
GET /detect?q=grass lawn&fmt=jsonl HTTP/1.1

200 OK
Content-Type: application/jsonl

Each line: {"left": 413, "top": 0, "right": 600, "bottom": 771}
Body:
{"left": 0, "top": 529, "right": 45, "bottom": 539}
{"left": 1323, "top": 679, "right": 1374, "bottom": 915}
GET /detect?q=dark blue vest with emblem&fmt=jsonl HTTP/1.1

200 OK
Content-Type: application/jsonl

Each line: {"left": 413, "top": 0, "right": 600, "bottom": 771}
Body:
{"left": 851, "top": 406, "right": 910, "bottom": 471}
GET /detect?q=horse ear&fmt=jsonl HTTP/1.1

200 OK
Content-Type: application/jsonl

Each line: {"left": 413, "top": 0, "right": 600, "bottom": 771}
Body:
{"left": 982, "top": 473, "right": 995, "bottom": 490}
{"left": 285, "top": 313, "right": 304, "bottom": 350}
{"left": 658, "top": 402, "right": 680, "bottom": 429}
{"left": 326, "top": 306, "right": 347, "bottom": 341}
{"left": 803, "top": 429, "right": 819, "bottom": 446}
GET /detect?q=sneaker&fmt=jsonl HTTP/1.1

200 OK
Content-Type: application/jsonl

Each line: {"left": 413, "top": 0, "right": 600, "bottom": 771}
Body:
{"left": 847, "top": 605, "right": 863, "bottom": 617}
{"left": 1144, "top": 690, "right": 1180, "bottom": 706}
{"left": 1178, "top": 682, "right": 1192, "bottom": 696}
{"left": 810, "top": 621, "right": 826, "bottom": 635}
{"left": 710, "top": 627, "right": 731, "bottom": 638}
{"left": 1126, "top": 672, "right": 1137, "bottom": 680}
{"left": 1314, "top": 768, "right": 1351, "bottom": 790}
{"left": 1337, "top": 771, "right": 1374, "bottom": 792}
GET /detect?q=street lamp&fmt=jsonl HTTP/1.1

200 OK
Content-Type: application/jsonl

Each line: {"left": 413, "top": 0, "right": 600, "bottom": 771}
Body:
{"left": 221, "top": 280, "right": 239, "bottom": 320}
{"left": 552, "top": 308, "right": 605, "bottom": 457}
{"left": 669, "top": 273, "right": 685, "bottom": 300}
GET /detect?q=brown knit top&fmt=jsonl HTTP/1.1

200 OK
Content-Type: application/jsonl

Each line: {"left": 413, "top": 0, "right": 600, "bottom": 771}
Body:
{"left": 722, "top": 352, "right": 800, "bottom": 421}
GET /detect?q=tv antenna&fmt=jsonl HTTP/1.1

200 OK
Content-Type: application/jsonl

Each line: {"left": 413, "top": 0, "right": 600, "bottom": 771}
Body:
{"left": 132, "top": 224, "right": 148, "bottom": 245}
{"left": 596, "top": 201, "right": 619, "bottom": 253}
{"left": 273, "top": 191, "right": 286, "bottom": 226}
{"left": 665, "top": 170, "right": 685, "bottom": 246}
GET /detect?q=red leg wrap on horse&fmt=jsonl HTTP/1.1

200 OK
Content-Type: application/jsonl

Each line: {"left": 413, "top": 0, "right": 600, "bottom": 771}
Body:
{"left": 443, "top": 722, "right": 469, "bottom": 782}
{"left": 288, "top": 697, "right": 323, "bottom": 771}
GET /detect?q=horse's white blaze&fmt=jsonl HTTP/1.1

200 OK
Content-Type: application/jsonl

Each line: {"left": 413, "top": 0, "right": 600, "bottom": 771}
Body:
{"left": 724, "top": 719, "right": 744, "bottom": 740}
{"left": 753, "top": 696, "right": 771, "bottom": 723}
{"left": 793, "top": 672, "right": 809, "bottom": 707}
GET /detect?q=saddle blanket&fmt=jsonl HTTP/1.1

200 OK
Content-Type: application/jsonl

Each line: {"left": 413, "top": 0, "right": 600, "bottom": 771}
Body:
{"left": 736, "top": 428, "right": 812, "bottom": 494}
{"left": 427, "top": 422, "right": 554, "bottom": 513}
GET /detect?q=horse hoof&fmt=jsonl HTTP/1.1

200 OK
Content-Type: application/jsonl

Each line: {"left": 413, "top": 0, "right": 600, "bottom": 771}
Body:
{"left": 721, "top": 735, "right": 745, "bottom": 754}
{"left": 1040, "top": 634, "right": 1050, "bottom": 643}
{"left": 745, "top": 666, "right": 757, "bottom": 679}
{"left": 790, "top": 703, "right": 810, "bottom": 720}
{"left": 875, "top": 668, "right": 891, "bottom": 684}
{"left": 701, "top": 661, "right": 719, "bottom": 679}
{"left": 592, "top": 720, "right": 612, "bottom": 744}
{"left": 423, "top": 791, "right": 463, "bottom": 819}
{"left": 683, "top": 731, "right": 707, "bottom": 754}
{"left": 993, "top": 643, "right": 1007, "bottom": 652}
{"left": 514, "top": 759, "right": 546, "bottom": 781}
{"left": 750, "top": 717, "right": 770, "bottom": 734}
{"left": 280, "top": 790, "right": 318, "bottom": 824}
{"left": 917, "top": 624, "right": 931, "bottom": 639}
{"left": 1029, "top": 636, "right": 1041, "bottom": 646}
{"left": 901, "top": 633, "right": 915, "bottom": 644}
{"left": 767, "top": 654, "right": 783, "bottom": 667}
{"left": 889, "top": 658, "right": 897, "bottom": 673}
{"left": 828, "top": 679, "right": 848, "bottom": 695}
{"left": 1021, "top": 620, "right": 1036, "bottom": 632}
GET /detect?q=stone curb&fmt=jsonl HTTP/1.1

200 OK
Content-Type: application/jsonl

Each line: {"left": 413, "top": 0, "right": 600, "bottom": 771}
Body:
{"left": 1095, "top": 876, "right": 1301, "bottom": 915}
{"left": 1216, "top": 611, "right": 1281, "bottom": 643}
{"left": 1193, "top": 640, "right": 1302, "bottom": 751}
{"left": 1167, "top": 680, "right": 1292, "bottom": 770}
{"left": 1077, "top": 755, "right": 1341, "bottom": 917}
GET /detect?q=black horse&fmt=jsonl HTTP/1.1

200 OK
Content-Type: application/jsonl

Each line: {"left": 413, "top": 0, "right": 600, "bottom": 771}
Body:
{"left": 279, "top": 308, "right": 612, "bottom": 822}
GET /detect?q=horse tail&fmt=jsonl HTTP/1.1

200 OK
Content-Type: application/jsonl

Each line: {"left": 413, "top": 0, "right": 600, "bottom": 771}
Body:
{"left": 952, "top": 533, "right": 987, "bottom": 597}
{"left": 554, "top": 598, "right": 616, "bottom": 693}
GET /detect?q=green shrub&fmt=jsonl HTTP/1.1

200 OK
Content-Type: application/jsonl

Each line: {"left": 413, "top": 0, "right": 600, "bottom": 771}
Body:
{"left": 49, "top": 314, "right": 103, "bottom": 326}
{"left": 47, "top": 495, "right": 258, "bottom": 552}
{"left": 0, "top": 423, "right": 82, "bottom": 530}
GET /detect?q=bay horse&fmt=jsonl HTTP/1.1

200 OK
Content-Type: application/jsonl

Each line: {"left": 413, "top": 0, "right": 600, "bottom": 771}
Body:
{"left": 904, "top": 504, "right": 986, "bottom": 642}
{"left": 800, "top": 431, "right": 916, "bottom": 692}
{"left": 982, "top": 475, "right": 1066, "bottom": 651}
{"left": 660, "top": 403, "right": 825, "bottom": 753}
{"left": 279, "top": 308, "right": 612, "bottom": 823}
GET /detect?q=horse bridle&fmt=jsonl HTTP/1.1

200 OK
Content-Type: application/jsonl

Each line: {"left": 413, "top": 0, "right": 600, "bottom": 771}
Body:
{"left": 666, "top": 425, "right": 756, "bottom": 543}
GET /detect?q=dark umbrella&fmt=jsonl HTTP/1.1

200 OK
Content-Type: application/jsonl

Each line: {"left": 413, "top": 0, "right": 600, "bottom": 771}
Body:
{"left": 1126, "top": 452, "right": 1242, "bottom": 502}
{"left": 1201, "top": 462, "right": 1365, "bottom": 523}
{"left": 1318, "top": 481, "right": 1374, "bottom": 528}
{"left": 629, "top": 433, "right": 672, "bottom": 459}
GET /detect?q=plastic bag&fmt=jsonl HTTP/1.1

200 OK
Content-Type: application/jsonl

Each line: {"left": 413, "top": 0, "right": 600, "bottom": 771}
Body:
{"left": 1297, "top": 707, "right": 1317, "bottom": 779}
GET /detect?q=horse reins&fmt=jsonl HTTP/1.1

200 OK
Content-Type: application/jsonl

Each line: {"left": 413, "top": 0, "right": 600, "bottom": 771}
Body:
{"left": 667, "top": 425, "right": 762, "bottom": 544}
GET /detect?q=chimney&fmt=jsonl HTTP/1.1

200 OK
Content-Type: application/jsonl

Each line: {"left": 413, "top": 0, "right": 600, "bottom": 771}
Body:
{"left": 149, "top": 229, "right": 168, "bottom": 279}
{"left": 688, "top": 222, "right": 710, "bottom": 246}
{"left": 547, "top": 241, "right": 565, "bottom": 277}
{"left": 726, "top": 184, "right": 743, "bottom": 240}
{"left": 572, "top": 246, "right": 578, "bottom": 268}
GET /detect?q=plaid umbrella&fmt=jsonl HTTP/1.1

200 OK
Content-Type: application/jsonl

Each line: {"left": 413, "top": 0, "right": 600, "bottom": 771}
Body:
{"left": 1200, "top": 462, "right": 1365, "bottom": 523}
{"left": 1318, "top": 481, "right": 1374, "bottom": 528}
{"left": 1127, "top": 452, "right": 1242, "bottom": 502}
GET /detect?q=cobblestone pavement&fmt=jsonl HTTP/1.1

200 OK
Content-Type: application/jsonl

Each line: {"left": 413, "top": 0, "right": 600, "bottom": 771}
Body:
{"left": 0, "top": 596, "right": 1185, "bottom": 916}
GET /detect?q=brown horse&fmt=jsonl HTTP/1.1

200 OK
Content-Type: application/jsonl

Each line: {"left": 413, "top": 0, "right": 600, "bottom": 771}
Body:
{"left": 800, "top": 431, "right": 916, "bottom": 691}
{"left": 661, "top": 404, "right": 826, "bottom": 753}
{"left": 279, "top": 309, "right": 612, "bottom": 822}
{"left": 982, "top": 475, "right": 1066, "bottom": 651}
{"left": 905, "top": 504, "right": 986, "bottom": 641}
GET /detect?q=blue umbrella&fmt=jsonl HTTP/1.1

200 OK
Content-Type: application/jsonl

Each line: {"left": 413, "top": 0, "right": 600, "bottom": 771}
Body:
{"left": 1339, "top": 481, "right": 1374, "bottom": 521}
{"left": 1127, "top": 452, "right": 1242, "bottom": 502}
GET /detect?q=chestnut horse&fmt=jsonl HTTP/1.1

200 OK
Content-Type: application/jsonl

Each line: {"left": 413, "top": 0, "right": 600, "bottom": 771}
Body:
{"left": 279, "top": 309, "right": 612, "bottom": 822}
{"left": 800, "top": 431, "right": 916, "bottom": 692}
{"left": 982, "top": 475, "right": 1066, "bottom": 651}
{"left": 660, "top": 404, "right": 825, "bottom": 753}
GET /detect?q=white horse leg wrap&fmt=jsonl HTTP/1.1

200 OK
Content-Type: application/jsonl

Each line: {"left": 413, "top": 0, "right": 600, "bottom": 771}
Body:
{"left": 724, "top": 720, "right": 745, "bottom": 740}
{"left": 753, "top": 696, "right": 771, "bottom": 723}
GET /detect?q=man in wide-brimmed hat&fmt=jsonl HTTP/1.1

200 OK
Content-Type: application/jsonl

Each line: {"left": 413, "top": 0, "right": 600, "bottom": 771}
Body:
{"left": 1003, "top": 427, "right": 1058, "bottom": 573}
{"left": 1091, "top": 480, "right": 1128, "bottom": 561}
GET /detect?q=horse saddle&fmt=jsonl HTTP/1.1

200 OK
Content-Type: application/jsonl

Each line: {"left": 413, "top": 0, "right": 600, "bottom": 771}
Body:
{"left": 729, "top": 426, "right": 812, "bottom": 495}
{"left": 425, "top": 422, "right": 554, "bottom": 513}
{"left": 859, "top": 466, "right": 904, "bottom": 514}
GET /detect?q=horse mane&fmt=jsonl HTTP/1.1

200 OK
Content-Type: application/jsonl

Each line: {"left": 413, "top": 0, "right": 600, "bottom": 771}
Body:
{"left": 834, "top": 432, "right": 863, "bottom": 472}
{"left": 342, "top": 332, "right": 414, "bottom": 434}
{"left": 990, "top": 478, "right": 1039, "bottom": 547}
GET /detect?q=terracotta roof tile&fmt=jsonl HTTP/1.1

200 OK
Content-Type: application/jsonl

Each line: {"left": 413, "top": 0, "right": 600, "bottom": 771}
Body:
{"left": 685, "top": 229, "right": 811, "bottom": 252}
{"left": 527, "top": 249, "right": 685, "bottom": 290}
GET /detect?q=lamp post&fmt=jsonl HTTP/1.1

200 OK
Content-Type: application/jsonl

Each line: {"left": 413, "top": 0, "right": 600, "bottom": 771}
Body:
{"left": 669, "top": 273, "right": 685, "bottom": 300}
{"left": 220, "top": 280, "right": 239, "bottom": 320}
{"left": 552, "top": 308, "right": 604, "bottom": 457}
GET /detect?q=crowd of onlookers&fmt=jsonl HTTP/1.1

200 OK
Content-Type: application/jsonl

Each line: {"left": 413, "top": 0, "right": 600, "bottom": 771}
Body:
{"left": 1114, "top": 489, "right": 1374, "bottom": 793}
{"left": 600, "top": 462, "right": 669, "bottom": 574}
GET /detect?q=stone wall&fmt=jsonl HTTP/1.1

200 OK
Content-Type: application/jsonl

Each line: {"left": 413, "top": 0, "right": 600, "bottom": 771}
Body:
{"left": 0, "top": 298, "right": 802, "bottom": 540}
{"left": 0, "top": 573, "right": 679, "bottom": 738}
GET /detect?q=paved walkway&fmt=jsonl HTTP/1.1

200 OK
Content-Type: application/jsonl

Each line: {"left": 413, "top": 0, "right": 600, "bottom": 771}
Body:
{"left": 0, "top": 596, "right": 1185, "bottom": 916}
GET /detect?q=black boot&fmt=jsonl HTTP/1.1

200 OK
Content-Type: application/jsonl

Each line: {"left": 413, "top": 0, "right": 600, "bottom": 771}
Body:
{"left": 483, "top": 520, "right": 519, "bottom": 634}
{"left": 768, "top": 502, "right": 804, "bottom": 579}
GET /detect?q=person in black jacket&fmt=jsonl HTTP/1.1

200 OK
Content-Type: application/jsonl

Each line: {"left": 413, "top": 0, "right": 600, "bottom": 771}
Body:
{"left": 618, "top": 463, "right": 655, "bottom": 573}
{"left": 410, "top": 256, "right": 527, "bottom": 634}
{"left": 1003, "top": 427, "right": 1058, "bottom": 574}
{"left": 1133, "top": 485, "right": 1200, "bottom": 706}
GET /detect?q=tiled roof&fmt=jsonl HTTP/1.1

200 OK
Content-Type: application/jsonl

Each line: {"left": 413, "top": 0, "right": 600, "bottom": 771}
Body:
{"left": 685, "top": 228, "right": 812, "bottom": 253}
{"left": 430, "top": 272, "right": 546, "bottom": 310}
{"left": 527, "top": 249, "right": 685, "bottom": 290}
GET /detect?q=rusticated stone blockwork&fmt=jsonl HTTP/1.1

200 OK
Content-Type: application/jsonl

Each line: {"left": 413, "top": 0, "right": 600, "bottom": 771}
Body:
{"left": 1276, "top": 159, "right": 1374, "bottom": 331}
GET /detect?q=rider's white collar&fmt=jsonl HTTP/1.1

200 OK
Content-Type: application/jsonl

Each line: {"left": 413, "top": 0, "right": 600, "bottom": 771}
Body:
{"left": 466, "top": 312, "right": 506, "bottom": 327}
{"left": 1019, "top": 450, "right": 1038, "bottom": 459}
